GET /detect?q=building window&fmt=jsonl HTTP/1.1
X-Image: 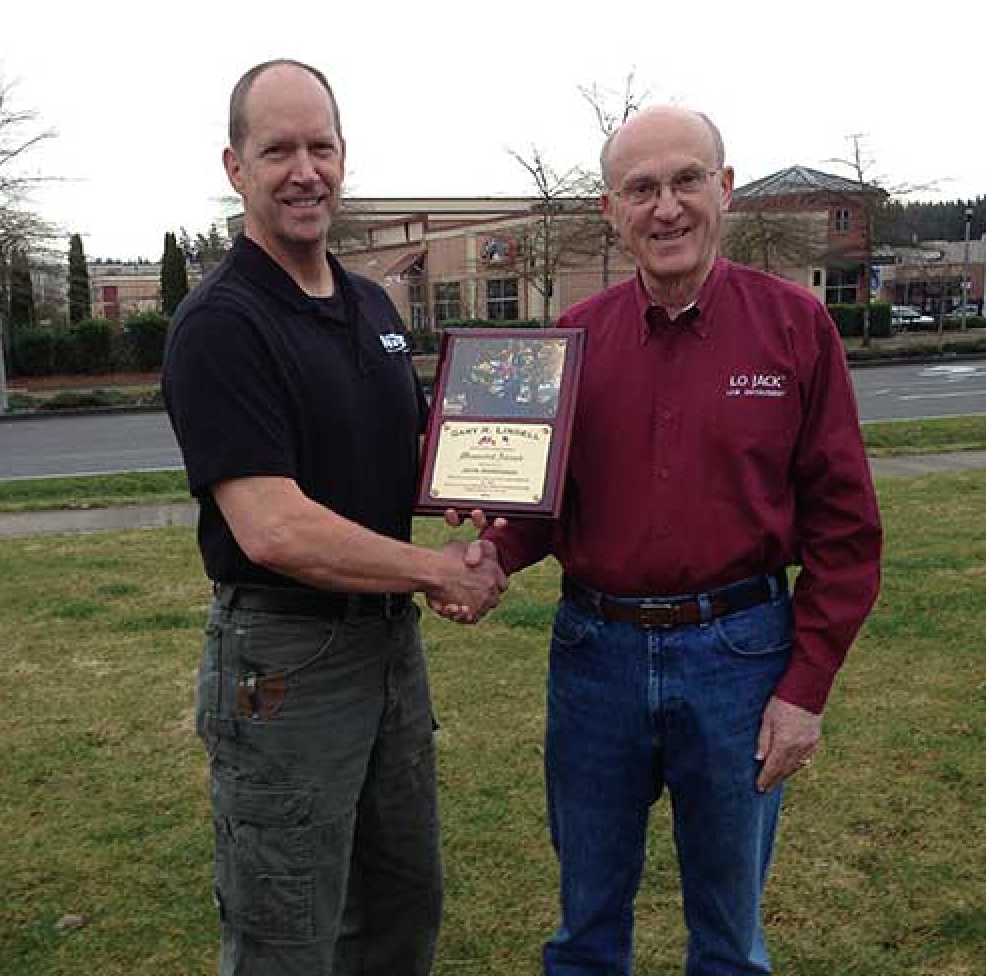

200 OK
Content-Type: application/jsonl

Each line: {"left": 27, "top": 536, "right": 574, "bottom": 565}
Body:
{"left": 409, "top": 284, "right": 427, "bottom": 330}
{"left": 825, "top": 268, "right": 859, "bottom": 305}
{"left": 486, "top": 278, "right": 519, "bottom": 320}
{"left": 834, "top": 207, "right": 851, "bottom": 233}
{"left": 812, "top": 269, "right": 823, "bottom": 288}
{"left": 433, "top": 282, "right": 462, "bottom": 323}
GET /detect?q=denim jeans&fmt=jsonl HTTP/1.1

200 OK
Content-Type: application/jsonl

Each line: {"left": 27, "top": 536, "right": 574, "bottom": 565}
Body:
{"left": 543, "top": 584, "right": 793, "bottom": 976}
{"left": 197, "top": 595, "right": 442, "bottom": 976}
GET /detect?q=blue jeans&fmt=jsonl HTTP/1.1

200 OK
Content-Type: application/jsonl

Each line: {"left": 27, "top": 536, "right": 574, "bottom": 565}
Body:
{"left": 543, "top": 583, "right": 793, "bottom": 976}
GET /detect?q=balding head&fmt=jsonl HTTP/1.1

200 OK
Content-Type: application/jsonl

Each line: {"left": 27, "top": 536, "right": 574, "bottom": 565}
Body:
{"left": 600, "top": 106, "right": 725, "bottom": 189}
{"left": 229, "top": 59, "right": 342, "bottom": 152}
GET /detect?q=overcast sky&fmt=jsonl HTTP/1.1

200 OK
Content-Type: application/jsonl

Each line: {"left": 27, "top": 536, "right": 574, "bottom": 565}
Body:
{"left": 2, "top": 0, "right": 981, "bottom": 260}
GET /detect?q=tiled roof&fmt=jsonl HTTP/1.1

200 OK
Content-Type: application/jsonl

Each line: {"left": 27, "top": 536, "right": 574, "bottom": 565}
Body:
{"left": 733, "top": 165, "right": 873, "bottom": 198}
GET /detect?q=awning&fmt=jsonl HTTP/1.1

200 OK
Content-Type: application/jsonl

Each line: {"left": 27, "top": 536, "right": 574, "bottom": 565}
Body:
{"left": 383, "top": 250, "right": 425, "bottom": 281}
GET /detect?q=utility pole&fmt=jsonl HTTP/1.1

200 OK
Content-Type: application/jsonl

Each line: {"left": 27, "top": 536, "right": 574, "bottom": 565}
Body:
{"left": 0, "top": 334, "right": 7, "bottom": 414}
{"left": 961, "top": 207, "right": 973, "bottom": 331}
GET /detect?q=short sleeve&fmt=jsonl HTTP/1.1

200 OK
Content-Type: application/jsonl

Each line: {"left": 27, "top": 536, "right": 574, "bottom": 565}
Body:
{"left": 163, "top": 305, "right": 297, "bottom": 496}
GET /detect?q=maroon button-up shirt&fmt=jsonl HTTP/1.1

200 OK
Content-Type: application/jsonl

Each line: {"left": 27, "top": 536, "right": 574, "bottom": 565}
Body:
{"left": 486, "top": 258, "right": 882, "bottom": 712}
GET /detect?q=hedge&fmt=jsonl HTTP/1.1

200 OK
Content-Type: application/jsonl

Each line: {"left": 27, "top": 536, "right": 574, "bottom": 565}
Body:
{"left": 8, "top": 312, "right": 171, "bottom": 377}
{"left": 827, "top": 303, "right": 894, "bottom": 339}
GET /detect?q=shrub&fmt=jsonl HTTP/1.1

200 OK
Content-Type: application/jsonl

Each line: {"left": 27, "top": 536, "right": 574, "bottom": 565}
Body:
{"left": 124, "top": 311, "right": 170, "bottom": 371}
{"left": 827, "top": 302, "right": 893, "bottom": 339}
{"left": 69, "top": 318, "right": 115, "bottom": 373}
{"left": 11, "top": 327, "right": 57, "bottom": 376}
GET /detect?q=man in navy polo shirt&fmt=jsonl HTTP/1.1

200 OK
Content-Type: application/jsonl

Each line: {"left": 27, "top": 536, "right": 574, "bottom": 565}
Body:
{"left": 162, "top": 60, "right": 506, "bottom": 976}
{"left": 467, "top": 106, "right": 882, "bottom": 974}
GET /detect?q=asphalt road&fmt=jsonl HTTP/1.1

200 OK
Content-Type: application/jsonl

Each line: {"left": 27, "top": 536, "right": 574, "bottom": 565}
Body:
{"left": 2, "top": 358, "right": 986, "bottom": 480}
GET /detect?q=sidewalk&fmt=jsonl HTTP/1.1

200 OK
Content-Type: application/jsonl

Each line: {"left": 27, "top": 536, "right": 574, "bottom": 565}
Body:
{"left": 2, "top": 452, "right": 986, "bottom": 539}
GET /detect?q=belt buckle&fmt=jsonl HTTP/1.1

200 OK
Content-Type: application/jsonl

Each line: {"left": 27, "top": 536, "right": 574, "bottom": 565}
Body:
{"left": 638, "top": 600, "right": 677, "bottom": 629}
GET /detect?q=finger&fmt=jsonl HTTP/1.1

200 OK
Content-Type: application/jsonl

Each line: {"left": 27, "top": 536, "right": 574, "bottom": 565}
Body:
{"left": 462, "top": 540, "right": 486, "bottom": 568}
{"left": 468, "top": 509, "right": 491, "bottom": 531}
{"left": 443, "top": 508, "right": 464, "bottom": 527}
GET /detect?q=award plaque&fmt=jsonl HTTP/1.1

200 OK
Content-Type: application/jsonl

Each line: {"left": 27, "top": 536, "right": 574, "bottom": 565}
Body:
{"left": 415, "top": 328, "right": 585, "bottom": 518}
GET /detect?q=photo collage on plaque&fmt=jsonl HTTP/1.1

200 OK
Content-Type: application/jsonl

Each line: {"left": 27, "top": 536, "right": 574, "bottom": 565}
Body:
{"left": 441, "top": 337, "right": 567, "bottom": 419}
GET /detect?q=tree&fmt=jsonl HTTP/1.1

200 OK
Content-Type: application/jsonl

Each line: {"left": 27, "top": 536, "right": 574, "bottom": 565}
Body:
{"left": 68, "top": 233, "right": 91, "bottom": 324}
{"left": 508, "top": 148, "right": 606, "bottom": 325}
{"left": 9, "top": 247, "right": 35, "bottom": 327}
{"left": 1, "top": 74, "right": 59, "bottom": 410}
{"left": 160, "top": 231, "right": 188, "bottom": 316}
{"left": 506, "top": 72, "right": 648, "bottom": 320}
{"left": 722, "top": 210, "right": 827, "bottom": 275}
{"left": 179, "top": 222, "right": 229, "bottom": 273}
{"left": 826, "top": 134, "right": 932, "bottom": 347}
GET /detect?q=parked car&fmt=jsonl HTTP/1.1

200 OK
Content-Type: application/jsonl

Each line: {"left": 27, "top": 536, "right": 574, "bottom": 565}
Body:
{"left": 942, "top": 303, "right": 980, "bottom": 321}
{"left": 891, "top": 305, "right": 935, "bottom": 329}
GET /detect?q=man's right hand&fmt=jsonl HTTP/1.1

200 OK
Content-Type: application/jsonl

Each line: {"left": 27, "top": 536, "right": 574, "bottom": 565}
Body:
{"left": 425, "top": 539, "right": 507, "bottom": 624}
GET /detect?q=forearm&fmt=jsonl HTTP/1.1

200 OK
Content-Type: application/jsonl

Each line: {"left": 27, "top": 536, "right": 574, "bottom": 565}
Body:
{"left": 215, "top": 476, "right": 449, "bottom": 594}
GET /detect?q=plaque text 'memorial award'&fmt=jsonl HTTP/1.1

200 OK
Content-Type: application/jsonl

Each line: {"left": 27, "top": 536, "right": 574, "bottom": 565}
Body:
{"left": 415, "top": 328, "right": 585, "bottom": 518}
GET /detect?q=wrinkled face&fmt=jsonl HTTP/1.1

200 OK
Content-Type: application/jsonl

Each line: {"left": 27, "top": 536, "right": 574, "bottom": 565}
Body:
{"left": 602, "top": 109, "right": 732, "bottom": 296}
{"left": 223, "top": 65, "right": 345, "bottom": 259}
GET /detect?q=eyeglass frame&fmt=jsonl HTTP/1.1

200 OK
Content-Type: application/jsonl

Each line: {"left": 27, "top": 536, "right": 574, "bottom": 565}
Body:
{"left": 610, "top": 166, "right": 723, "bottom": 207}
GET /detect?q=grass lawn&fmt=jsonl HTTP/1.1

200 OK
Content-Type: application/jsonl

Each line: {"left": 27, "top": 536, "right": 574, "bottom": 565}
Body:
{"left": 1, "top": 473, "right": 985, "bottom": 974}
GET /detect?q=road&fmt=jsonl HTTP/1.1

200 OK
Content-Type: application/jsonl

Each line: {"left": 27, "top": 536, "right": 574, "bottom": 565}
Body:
{"left": 2, "top": 359, "right": 986, "bottom": 480}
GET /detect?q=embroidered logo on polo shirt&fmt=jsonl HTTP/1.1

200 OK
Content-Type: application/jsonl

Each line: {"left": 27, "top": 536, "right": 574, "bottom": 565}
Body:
{"left": 380, "top": 333, "right": 410, "bottom": 353}
{"left": 725, "top": 372, "right": 789, "bottom": 398}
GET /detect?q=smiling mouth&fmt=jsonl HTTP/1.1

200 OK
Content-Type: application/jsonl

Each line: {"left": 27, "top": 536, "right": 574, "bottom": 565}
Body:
{"left": 650, "top": 228, "right": 689, "bottom": 242}
{"left": 283, "top": 196, "right": 326, "bottom": 209}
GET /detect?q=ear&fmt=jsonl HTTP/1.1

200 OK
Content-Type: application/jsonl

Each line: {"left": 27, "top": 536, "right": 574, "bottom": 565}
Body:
{"left": 719, "top": 165, "right": 734, "bottom": 212}
{"left": 223, "top": 147, "right": 244, "bottom": 196}
{"left": 601, "top": 190, "right": 617, "bottom": 229}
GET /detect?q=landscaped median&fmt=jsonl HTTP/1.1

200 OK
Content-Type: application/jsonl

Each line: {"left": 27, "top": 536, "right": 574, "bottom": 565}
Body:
{"left": 3, "top": 329, "right": 986, "bottom": 415}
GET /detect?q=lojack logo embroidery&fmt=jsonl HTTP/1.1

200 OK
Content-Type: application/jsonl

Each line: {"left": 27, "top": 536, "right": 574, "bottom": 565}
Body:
{"left": 380, "top": 332, "right": 410, "bottom": 354}
{"left": 725, "top": 371, "right": 789, "bottom": 398}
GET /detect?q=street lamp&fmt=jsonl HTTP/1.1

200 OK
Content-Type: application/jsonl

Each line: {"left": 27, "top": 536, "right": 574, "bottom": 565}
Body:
{"left": 961, "top": 207, "right": 973, "bottom": 331}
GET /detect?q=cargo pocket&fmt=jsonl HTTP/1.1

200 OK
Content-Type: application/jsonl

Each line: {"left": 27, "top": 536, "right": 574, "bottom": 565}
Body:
{"left": 212, "top": 775, "right": 316, "bottom": 945}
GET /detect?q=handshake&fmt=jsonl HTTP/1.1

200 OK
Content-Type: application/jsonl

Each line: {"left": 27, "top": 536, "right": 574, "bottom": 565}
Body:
{"left": 424, "top": 510, "right": 508, "bottom": 625}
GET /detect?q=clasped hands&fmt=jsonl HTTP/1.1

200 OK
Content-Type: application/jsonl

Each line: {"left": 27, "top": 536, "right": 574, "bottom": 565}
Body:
{"left": 424, "top": 509, "right": 506, "bottom": 624}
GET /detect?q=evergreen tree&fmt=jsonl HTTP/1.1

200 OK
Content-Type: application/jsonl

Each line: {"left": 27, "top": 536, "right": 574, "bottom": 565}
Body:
{"left": 160, "top": 231, "right": 188, "bottom": 316}
{"left": 9, "top": 249, "right": 35, "bottom": 327}
{"left": 67, "top": 233, "right": 91, "bottom": 324}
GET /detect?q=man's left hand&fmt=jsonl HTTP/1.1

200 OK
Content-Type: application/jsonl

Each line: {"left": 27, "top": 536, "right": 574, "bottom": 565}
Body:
{"left": 755, "top": 696, "right": 822, "bottom": 793}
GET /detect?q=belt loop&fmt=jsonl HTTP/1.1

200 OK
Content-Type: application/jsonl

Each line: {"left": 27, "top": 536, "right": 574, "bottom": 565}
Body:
{"left": 767, "top": 573, "right": 781, "bottom": 600}
{"left": 697, "top": 592, "right": 712, "bottom": 623}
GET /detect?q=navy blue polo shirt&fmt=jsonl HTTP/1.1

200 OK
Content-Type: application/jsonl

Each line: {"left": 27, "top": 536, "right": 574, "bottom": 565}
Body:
{"left": 162, "top": 234, "right": 428, "bottom": 585}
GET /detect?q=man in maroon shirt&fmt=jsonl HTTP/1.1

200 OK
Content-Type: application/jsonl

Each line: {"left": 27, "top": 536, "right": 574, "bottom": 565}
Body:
{"left": 456, "top": 106, "right": 882, "bottom": 975}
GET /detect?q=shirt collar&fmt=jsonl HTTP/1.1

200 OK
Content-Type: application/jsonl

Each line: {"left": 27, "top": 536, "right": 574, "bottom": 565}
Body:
{"left": 231, "top": 233, "right": 359, "bottom": 321}
{"left": 633, "top": 256, "right": 729, "bottom": 342}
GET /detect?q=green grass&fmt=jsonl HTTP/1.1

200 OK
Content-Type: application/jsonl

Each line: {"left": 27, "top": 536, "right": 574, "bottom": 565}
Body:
{"left": 0, "top": 471, "right": 189, "bottom": 512}
{"left": 1, "top": 474, "right": 985, "bottom": 975}
{"left": 863, "top": 414, "right": 986, "bottom": 456}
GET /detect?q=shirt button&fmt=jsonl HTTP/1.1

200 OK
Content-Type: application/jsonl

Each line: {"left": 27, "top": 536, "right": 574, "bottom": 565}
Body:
{"left": 661, "top": 410, "right": 672, "bottom": 421}
{"left": 659, "top": 468, "right": 670, "bottom": 480}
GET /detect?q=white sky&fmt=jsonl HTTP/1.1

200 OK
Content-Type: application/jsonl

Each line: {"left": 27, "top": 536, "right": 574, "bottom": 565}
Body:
{"left": 2, "top": 0, "right": 981, "bottom": 260}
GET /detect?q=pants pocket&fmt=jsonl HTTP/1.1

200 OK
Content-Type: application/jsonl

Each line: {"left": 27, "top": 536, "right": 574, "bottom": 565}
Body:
{"left": 212, "top": 775, "right": 316, "bottom": 945}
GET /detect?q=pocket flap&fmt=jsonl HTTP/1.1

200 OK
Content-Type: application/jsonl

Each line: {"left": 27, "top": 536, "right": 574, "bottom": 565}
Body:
{"left": 213, "top": 776, "right": 312, "bottom": 826}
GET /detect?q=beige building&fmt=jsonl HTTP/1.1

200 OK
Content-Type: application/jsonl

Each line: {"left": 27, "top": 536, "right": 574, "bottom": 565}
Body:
{"left": 232, "top": 197, "right": 637, "bottom": 328}
{"left": 88, "top": 260, "right": 202, "bottom": 321}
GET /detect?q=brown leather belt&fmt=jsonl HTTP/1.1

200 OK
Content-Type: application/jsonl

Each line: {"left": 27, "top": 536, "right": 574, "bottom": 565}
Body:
{"left": 561, "top": 572, "right": 786, "bottom": 630}
{"left": 214, "top": 583, "right": 412, "bottom": 620}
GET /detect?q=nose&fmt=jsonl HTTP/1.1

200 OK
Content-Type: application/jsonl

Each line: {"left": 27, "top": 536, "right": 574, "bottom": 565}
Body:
{"left": 290, "top": 150, "right": 319, "bottom": 184}
{"left": 651, "top": 184, "right": 683, "bottom": 219}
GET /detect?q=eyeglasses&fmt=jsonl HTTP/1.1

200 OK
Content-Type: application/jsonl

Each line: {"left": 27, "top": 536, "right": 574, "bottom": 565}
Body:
{"left": 613, "top": 167, "right": 721, "bottom": 206}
